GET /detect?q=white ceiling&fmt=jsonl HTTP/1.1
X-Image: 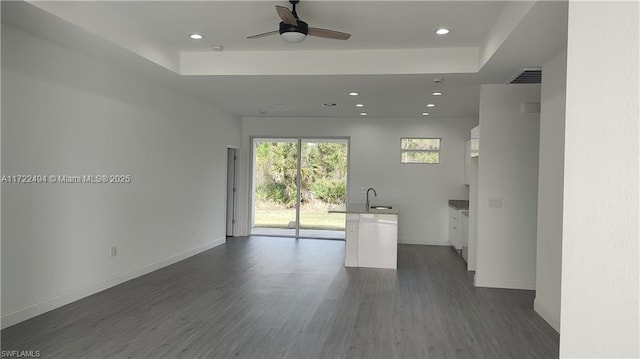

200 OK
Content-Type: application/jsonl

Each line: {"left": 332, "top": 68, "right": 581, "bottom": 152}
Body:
{"left": 2, "top": 1, "right": 568, "bottom": 119}
{"left": 99, "top": 1, "right": 506, "bottom": 51}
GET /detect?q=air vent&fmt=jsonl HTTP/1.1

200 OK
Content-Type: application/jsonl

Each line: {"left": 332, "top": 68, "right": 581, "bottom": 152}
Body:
{"left": 509, "top": 69, "right": 542, "bottom": 84}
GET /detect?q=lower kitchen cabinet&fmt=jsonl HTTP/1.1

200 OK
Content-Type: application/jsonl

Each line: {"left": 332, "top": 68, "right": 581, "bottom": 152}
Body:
{"left": 460, "top": 211, "right": 469, "bottom": 262}
{"left": 448, "top": 207, "right": 462, "bottom": 253}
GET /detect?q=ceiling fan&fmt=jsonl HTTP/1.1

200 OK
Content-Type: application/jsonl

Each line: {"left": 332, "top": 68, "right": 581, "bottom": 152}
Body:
{"left": 247, "top": 0, "right": 351, "bottom": 43}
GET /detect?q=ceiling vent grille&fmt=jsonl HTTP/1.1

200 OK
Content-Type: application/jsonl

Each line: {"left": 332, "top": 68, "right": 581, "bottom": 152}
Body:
{"left": 509, "top": 69, "right": 542, "bottom": 84}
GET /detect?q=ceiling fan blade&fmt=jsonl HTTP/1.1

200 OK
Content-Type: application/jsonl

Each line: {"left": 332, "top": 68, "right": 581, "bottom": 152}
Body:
{"left": 276, "top": 5, "right": 297, "bottom": 26}
{"left": 247, "top": 30, "right": 280, "bottom": 39}
{"left": 308, "top": 27, "right": 351, "bottom": 40}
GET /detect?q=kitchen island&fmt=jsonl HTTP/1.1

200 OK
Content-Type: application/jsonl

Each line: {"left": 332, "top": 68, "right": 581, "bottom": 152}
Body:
{"left": 329, "top": 204, "right": 398, "bottom": 269}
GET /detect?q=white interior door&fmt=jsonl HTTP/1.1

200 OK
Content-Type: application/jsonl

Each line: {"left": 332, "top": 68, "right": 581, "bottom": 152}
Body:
{"left": 226, "top": 147, "right": 237, "bottom": 237}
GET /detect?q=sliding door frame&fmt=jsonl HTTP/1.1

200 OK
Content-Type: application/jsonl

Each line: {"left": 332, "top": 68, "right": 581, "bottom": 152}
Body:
{"left": 249, "top": 136, "right": 351, "bottom": 238}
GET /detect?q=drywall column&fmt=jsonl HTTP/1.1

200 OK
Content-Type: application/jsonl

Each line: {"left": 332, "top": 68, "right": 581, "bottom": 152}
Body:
{"left": 560, "top": 2, "right": 639, "bottom": 357}
{"left": 534, "top": 50, "right": 567, "bottom": 333}
{"left": 475, "top": 84, "right": 540, "bottom": 290}
{"left": 467, "top": 156, "right": 478, "bottom": 271}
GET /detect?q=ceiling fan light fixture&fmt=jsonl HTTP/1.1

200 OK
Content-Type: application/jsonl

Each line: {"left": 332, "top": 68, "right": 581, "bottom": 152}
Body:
{"left": 248, "top": 2, "right": 351, "bottom": 42}
{"left": 279, "top": 20, "right": 308, "bottom": 43}
{"left": 280, "top": 31, "right": 307, "bottom": 43}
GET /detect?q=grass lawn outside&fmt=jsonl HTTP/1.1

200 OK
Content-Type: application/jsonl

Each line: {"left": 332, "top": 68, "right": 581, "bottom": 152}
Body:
{"left": 254, "top": 201, "right": 345, "bottom": 231}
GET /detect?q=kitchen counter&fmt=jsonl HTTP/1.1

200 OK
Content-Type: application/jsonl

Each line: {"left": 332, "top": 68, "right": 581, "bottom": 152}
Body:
{"left": 329, "top": 203, "right": 399, "bottom": 215}
{"left": 448, "top": 199, "right": 469, "bottom": 210}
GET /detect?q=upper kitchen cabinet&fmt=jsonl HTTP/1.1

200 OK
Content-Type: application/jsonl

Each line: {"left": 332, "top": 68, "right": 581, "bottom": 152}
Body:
{"left": 464, "top": 125, "right": 480, "bottom": 185}
{"left": 464, "top": 140, "right": 472, "bottom": 185}
{"left": 470, "top": 125, "right": 480, "bottom": 158}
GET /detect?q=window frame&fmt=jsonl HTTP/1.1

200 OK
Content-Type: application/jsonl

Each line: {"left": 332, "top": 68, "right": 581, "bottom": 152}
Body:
{"left": 400, "top": 137, "right": 442, "bottom": 164}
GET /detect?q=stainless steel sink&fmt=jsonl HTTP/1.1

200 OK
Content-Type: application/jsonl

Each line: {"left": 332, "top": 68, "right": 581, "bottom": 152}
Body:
{"left": 369, "top": 205, "right": 392, "bottom": 210}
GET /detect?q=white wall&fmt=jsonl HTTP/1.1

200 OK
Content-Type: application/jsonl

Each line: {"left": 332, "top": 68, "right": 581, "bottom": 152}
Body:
{"left": 560, "top": 2, "right": 639, "bottom": 357}
{"left": 1, "top": 24, "right": 241, "bottom": 328}
{"left": 239, "top": 116, "right": 476, "bottom": 245}
{"left": 534, "top": 50, "right": 566, "bottom": 333}
{"left": 475, "top": 84, "right": 540, "bottom": 290}
{"left": 0, "top": 5, "right": 3, "bottom": 323}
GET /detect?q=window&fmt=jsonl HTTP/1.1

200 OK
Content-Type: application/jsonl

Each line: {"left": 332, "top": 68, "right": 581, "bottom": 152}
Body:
{"left": 401, "top": 138, "right": 441, "bottom": 164}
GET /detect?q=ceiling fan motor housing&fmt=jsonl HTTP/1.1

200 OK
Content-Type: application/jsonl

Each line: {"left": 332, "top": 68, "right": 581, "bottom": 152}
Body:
{"left": 279, "top": 20, "right": 308, "bottom": 36}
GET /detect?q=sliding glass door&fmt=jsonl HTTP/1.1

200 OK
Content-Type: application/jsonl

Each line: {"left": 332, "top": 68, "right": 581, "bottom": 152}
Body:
{"left": 252, "top": 139, "right": 299, "bottom": 237}
{"left": 251, "top": 137, "right": 348, "bottom": 239}
{"left": 298, "top": 139, "right": 347, "bottom": 238}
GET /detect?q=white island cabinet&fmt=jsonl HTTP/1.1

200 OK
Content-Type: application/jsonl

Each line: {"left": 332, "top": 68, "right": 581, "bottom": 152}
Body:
{"left": 330, "top": 204, "right": 398, "bottom": 269}
{"left": 357, "top": 213, "right": 398, "bottom": 269}
{"left": 345, "top": 213, "right": 360, "bottom": 267}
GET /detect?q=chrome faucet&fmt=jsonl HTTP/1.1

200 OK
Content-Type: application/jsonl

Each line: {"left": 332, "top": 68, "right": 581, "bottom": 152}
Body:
{"left": 366, "top": 187, "right": 377, "bottom": 211}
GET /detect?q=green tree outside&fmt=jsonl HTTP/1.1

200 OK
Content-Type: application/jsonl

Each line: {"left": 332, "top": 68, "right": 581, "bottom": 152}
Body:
{"left": 255, "top": 141, "right": 347, "bottom": 207}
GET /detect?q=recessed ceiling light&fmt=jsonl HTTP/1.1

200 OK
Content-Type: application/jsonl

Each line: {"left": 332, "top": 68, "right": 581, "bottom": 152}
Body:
{"left": 212, "top": 45, "right": 224, "bottom": 51}
{"left": 432, "top": 92, "right": 443, "bottom": 96}
{"left": 426, "top": 104, "right": 436, "bottom": 108}
{"left": 433, "top": 78, "right": 444, "bottom": 83}
{"left": 349, "top": 92, "right": 359, "bottom": 96}
{"left": 360, "top": 112, "right": 368, "bottom": 116}
{"left": 189, "top": 33, "right": 204, "bottom": 40}
{"left": 323, "top": 103, "right": 337, "bottom": 107}
{"left": 422, "top": 112, "right": 430, "bottom": 116}
{"left": 435, "top": 28, "right": 450, "bottom": 35}
{"left": 356, "top": 104, "right": 364, "bottom": 107}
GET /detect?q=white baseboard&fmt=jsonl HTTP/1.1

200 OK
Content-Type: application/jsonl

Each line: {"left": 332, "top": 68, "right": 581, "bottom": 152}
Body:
{"left": 474, "top": 274, "right": 536, "bottom": 290}
{"left": 398, "top": 237, "right": 450, "bottom": 246}
{"left": 534, "top": 298, "right": 560, "bottom": 332}
{"left": 1, "top": 237, "right": 226, "bottom": 329}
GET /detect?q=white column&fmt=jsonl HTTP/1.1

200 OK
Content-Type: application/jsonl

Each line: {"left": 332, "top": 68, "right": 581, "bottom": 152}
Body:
{"left": 560, "top": 2, "right": 639, "bottom": 357}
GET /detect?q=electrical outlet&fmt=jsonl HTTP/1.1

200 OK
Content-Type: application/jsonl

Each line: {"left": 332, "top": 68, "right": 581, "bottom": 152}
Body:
{"left": 111, "top": 246, "right": 118, "bottom": 257}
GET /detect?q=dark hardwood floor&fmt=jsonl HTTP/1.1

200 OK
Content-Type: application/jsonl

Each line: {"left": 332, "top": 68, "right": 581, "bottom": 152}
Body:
{"left": 1, "top": 236, "right": 559, "bottom": 358}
